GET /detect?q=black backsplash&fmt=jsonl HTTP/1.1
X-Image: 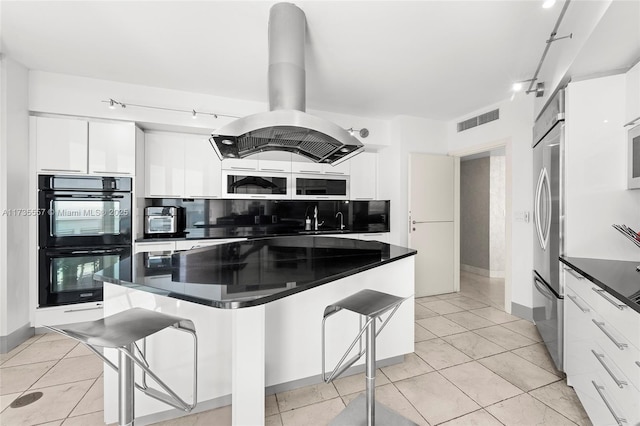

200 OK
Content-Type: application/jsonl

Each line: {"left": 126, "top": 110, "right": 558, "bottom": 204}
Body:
{"left": 149, "top": 199, "right": 390, "bottom": 237}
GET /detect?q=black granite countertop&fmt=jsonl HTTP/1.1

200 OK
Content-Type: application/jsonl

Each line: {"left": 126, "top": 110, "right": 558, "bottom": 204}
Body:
{"left": 96, "top": 236, "right": 416, "bottom": 309}
{"left": 560, "top": 256, "right": 640, "bottom": 314}
{"left": 135, "top": 224, "right": 390, "bottom": 242}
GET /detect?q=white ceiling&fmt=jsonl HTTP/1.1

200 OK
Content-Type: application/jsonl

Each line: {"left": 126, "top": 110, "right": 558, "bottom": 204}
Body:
{"left": 1, "top": 1, "right": 638, "bottom": 121}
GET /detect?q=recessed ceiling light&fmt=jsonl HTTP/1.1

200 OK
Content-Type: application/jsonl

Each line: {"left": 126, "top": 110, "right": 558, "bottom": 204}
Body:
{"left": 512, "top": 82, "right": 523, "bottom": 92}
{"left": 340, "top": 147, "right": 350, "bottom": 153}
{"left": 222, "top": 139, "right": 235, "bottom": 145}
{"left": 542, "top": 0, "right": 556, "bottom": 9}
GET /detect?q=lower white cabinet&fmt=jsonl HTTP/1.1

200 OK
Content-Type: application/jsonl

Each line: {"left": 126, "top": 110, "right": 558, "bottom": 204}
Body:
{"left": 34, "top": 302, "right": 104, "bottom": 328}
{"left": 564, "top": 266, "right": 640, "bottom": 426}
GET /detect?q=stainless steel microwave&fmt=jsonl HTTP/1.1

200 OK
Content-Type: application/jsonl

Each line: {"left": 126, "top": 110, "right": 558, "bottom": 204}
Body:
{"left": 628, "top": 124, "right": 640, "bottom": 189}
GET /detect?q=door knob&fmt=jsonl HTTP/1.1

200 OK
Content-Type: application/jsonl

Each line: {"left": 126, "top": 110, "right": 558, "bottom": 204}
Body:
{"left": 412, "top": 220, "right": 416, "bottom": 224}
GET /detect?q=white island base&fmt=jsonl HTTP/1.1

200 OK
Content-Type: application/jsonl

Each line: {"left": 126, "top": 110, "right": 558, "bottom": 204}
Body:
{"left": 102, "top": 256, "right": 414, "bottom": 425}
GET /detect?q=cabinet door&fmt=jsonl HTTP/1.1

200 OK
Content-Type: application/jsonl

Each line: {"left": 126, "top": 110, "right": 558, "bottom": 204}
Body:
{"left": 626, "top": 61, "right": 640, "bottom": 125}
{"left": 322, "top": 159, "right": 350, "bottom": 175}
{"left": 145, "top": 132, "right": 185, "bottom": 198}
{"left": 350, "top": 152, "right": 377, "bottom": 200}
{"left": 220, "top": 158, "right": 259, "bottom": 171}
{"left": 258, "top": 151, "right": 292, "bottom": 173}
{"left": 358, "top": 232, "right": 389, "bottom": 243}
{"left": 291, "top": 158, "right": 323, "bottom": 174}
{"left": 184, "top": 135, "right": 222, "bottom": 198}
{"left": 88, "top": 122, "right": 136, "bottom": 175}
{"left": 36, "top": 116, "right": 88, "bottom": 174}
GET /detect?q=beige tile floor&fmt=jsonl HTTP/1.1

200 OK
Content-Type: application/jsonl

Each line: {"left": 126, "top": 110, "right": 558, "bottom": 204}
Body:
{"left": 0, "top": 271, "right": 591, "bottom": 425}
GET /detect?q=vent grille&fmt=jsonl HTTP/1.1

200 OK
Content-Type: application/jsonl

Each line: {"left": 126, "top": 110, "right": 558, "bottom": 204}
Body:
{"left": 457, "top": 109, "right": 500, "bottom": 132}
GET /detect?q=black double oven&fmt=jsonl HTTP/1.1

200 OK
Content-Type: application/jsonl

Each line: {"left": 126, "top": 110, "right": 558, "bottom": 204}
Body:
{"left": 38, "top": 175, "right": 132, "bottom": 307}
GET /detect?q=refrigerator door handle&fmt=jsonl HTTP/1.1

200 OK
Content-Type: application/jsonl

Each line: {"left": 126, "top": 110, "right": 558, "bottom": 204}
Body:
{"left": 533, "top": 274, "right": 554, "bottom": 301}
{"left": 534, "top": 168, "right": 546, "bottom": 250}
{"left": 542, "top": 167, "right": 552, "bottom": 250}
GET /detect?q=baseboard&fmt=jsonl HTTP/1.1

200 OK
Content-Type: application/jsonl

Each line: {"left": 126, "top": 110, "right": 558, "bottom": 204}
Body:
{"left": 460, "top": 264, "right": 490, "bottom": 277}
{"left": 510, "top": 302, "right": 533, "bottom": 321}
{"left": 0, "top": 323, "right": 34, "bottom": 354}
{"left": 133, "top": 355, "right": 405, "bottom": 425}
{"left": 489, "top": 270, "right": 505, "bottom": 278}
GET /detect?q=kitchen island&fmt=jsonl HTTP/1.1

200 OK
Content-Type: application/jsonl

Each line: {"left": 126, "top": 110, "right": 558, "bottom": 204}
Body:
{"left": 95, "top": 236, "right": 416, "bottom": 425}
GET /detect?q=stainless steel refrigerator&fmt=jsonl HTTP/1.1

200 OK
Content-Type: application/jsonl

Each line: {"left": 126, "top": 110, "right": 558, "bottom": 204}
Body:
{"left": 532, "top": 89, "right": 565, "bottom": 372}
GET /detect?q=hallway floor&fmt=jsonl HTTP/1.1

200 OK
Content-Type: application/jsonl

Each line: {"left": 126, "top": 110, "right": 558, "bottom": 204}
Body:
{"left": 0, "top": 272, "right": 590, "bottom": 425}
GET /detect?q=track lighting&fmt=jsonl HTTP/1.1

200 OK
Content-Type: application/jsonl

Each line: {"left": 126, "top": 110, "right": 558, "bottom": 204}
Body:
{"left": 102, "top": 98, "right": 234, "bottom": 120}
{"left": 512, "top": 78, "right": 536, "bottom": 92}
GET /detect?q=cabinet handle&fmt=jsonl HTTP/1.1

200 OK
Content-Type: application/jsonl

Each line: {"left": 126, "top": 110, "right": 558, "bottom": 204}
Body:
{"left": 260, "top": 168, "right": 285, "bottom": 172}
{"left": 315, "top": 196, "right": 329, "bottom": 199}
{"left": 150, "top": 194, "right": 181, "bottom": 198}
{"left": 563, "top": 267, "right": 584, "bottom": 280}
{"left": 92, "top": 171, "right": 132, "bottom": 175}
{"left": 592, "top": 350, "right": 628, "bottom": 388}
{"left": 324, "top": 172, "right": 345, "bottom": 175}
{"left": 298, "top": 170, "right": 319, "bottom": 173}
{"left": 64, "top": 304, "right": 103, "bottom": 313}
{"left": 592, "top": 319, "right": 628, "bottom": 350}
{"left": 567, "top": 294, "right": 590, "bottom": 312}
{"left": 354, "top": 198, "right": 373, "bottom": 200}
{"left": 40, "top": 168, "right": 83, "bottom": 172}
{"left": 249, "top": 195, "right": 267, "bottom": 198}
{"left": 230, "top": 166, "right": 257, "bottom": 171}
{"left": 591, "top": 381, "right": 627, "bottom": 425}
{"left": 592, "top": 288, "right": 628, "bottom": 310}
{"left": 624, "top": 115, "right": 640, "bottom": 127}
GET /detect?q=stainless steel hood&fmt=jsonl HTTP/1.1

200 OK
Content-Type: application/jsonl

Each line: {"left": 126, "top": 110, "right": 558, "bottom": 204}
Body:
{"left": 210, "top": 3, "right": 364, "bottom": 165}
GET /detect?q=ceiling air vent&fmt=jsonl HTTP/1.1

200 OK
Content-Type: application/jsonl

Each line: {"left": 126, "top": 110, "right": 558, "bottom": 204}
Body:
{"left": 457, "top": 109, "right": 500, "bottom": 132}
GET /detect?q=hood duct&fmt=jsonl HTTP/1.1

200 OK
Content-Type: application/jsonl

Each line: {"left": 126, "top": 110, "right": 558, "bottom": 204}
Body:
{"left": 210, "top": 3, "right": 364, "bottom": 165}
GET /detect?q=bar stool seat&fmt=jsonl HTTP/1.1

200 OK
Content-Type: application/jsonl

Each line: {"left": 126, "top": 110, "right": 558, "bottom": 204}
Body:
{"left": 322, "top": 289, "right": 415, "bottom": 426}
{"left": 46, "top": 308, "right": 197, "bottom": 426}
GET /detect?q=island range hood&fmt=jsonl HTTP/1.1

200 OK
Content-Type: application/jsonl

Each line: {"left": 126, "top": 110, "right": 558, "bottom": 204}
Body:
{"left": 210, "top": 3, "right": 364, "bottom": 165}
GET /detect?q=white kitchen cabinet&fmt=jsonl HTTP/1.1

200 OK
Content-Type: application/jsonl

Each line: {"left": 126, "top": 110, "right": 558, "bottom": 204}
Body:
{"left": 322, "top": 160, "right": 350, "bottom": 175}
{"left": 35, "top": 116, "right": 88, "bottom": 174}
{"left": 145, "top": 132, "right": 220, "bottom": 199}
{"left": 625, "top": 61, "right": 640, "bottom": 126}
{"left": 564, "top": 266, "right": 640, "bottom": 426}
{"left": 34, "top": 302, "right": 104, "bottom": 327}
{"left": 184, "top": 135, "right": 222, "bottom": 198}
{"left": 221, "top": 158, "right": 259, "bottom": 171}
{"left": 350, "top": 152, "right": 377, "bottom": 200}
{"left": 291, "top": 159, "right": 323, "bottom": 174}
{"left": 145, "top": 132, "right": 185, "bottom": 198}
{"left": 257, "top": 151, "right": 292, "bottom": 173}
{"left": 88, "top": 121, "right": 136, "bottom": 175}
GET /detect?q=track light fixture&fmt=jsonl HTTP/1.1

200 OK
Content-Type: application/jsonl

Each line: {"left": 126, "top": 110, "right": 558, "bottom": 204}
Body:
{"left": 108, "top": 98, "right": 126, "bottom": 109}
{"left": 347, "top": 128, "right": 370, "bottom": 138}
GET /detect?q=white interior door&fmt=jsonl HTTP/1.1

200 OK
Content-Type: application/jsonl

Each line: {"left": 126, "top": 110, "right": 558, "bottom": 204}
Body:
{"left": 408, "top": 153, "right": 459, "bottom": 297}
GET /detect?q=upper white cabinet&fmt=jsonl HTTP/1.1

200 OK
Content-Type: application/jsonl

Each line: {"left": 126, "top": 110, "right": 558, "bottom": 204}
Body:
{"left": 350, "top": 152, "right": 377, "bottom": 200}
{"left": 291, "top": 156, "right": 350, "bottom": 175}
{"left": 626, "top": 61, "right": 640, "bottom": 126}
{"left": 184, "top": 135, "right": 222, "bottom": 198}
{"left": 35, "top": 116, "right": 88, "bottom": 174}
{"left": 35, "top": 116, "right": 136, "bottom": 176}
{"left": 322, "top": 161, "right": 350, "bottom": 175}
{"left": 88, "top": 122, "right": 136, "bottom": 175}
{"left": 145, "top": 131, "right": 221, "bottom": 198}
{"left": 221, "top": 152, "right": 293, "bottom": 173}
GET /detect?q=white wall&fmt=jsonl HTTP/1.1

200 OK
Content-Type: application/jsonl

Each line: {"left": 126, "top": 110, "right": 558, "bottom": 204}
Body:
{"left": 0, "top": 57, "right": 31, "bottom": 344}
{"left": 379, "top": 116, "right": 448, "bottom": 247}
{"left": 565, "top": 73, "right": 640, "bottom": 261}
{"left": 28, "top": 71, "right": 391, "bottom": 149}
{"left": 448, "top": 95, "right": 534, "bottom": 311}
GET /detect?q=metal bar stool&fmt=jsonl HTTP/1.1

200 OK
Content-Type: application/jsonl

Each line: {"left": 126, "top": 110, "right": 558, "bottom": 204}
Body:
{"left": 322, "top": 289, "right": 415, "bottom": 426}
{"left": 46, "top": 308, "right": 197, "bottom": 426}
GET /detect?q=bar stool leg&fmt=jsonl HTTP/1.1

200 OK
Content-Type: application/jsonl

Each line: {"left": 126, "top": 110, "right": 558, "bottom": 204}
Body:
{"left": 118, "top": 344, "right": 135, "bottom": 426}
{"left": 366, "top": 316, "right": 376, "bottom": 426}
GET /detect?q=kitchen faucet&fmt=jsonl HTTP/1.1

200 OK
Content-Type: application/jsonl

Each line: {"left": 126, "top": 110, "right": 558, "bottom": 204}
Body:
{"left": 314, "top": 206, "right": 324, "bottom": 231}
{"left": 335, "top": 212, "right": 345, "bottom": 230}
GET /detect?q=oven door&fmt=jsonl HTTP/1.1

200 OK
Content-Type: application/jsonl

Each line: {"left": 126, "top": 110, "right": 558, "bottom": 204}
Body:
{"left": 292, "top": 174, "right": 349, "bottom": 200}
{"left": 222, "top": 171, "right": 291, "bottom": 199}
{"left": 39, "top": 246, "right": 131, "bottom": 307}
{"left": 39, "top": 191, "right": 132, "bottom": 247}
